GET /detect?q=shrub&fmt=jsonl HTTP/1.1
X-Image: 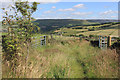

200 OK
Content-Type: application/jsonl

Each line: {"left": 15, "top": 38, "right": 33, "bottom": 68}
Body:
{"left": 2, "top": 35, "right": 19, "bottom": 60}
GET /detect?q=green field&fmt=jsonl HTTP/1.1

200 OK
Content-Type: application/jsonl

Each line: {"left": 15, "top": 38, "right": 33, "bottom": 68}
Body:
{"left": 54, "top": 23, "right": 119, "bottom": 37}
{"left": 77, "top": 29, "right": 118, "bottom": 36}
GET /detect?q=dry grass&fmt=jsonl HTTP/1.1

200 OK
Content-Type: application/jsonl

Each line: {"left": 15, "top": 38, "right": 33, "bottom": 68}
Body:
{"left": 2, "top": 36, "right": 119, "bottom": 78}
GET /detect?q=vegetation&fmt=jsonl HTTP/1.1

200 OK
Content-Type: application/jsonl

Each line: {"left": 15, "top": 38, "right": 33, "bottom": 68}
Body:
{"left": 54, "top": 22, "right": 119, "bottom": 37}
{"left": 2, "top": 1, "right": 40, "bottom": 61}
{"left": 34, "top": 19, "right": 118, "bottom": 33}
{"left": 1, "top": 1, "right": 119, "bottom": 79}
{"left": 2, "top": 36, "right": 119, "bottom": 78}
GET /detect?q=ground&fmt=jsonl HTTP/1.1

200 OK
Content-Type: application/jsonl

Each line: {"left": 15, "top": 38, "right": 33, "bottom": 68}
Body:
{"left": 2, "top": 35, "right": 119, "bottom": 78}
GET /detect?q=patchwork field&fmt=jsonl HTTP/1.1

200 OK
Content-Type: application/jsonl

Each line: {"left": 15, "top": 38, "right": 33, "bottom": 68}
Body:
{"left": 77, "top": 29, "right": 118, "bottom": 36}
{"left": 54, "top": 23, "right": 119, "bottom": 37}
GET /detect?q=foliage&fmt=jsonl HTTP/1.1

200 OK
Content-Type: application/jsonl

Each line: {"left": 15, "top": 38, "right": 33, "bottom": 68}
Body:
{"left": 2, "top": 35, "right": 19, "bottom": 60}
{"left": 2, "top": 1, "right": 39, "bottom": 61}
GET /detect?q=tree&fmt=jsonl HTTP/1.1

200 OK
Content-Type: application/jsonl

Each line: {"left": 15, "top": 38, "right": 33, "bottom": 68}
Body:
{"left": 2, "top": 1, "right": 40, "bottom": 61}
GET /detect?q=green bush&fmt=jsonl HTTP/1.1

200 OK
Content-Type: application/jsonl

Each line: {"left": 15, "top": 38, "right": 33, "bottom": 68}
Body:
{"left": 2, "top": 35, "right": 19, "bottom": 60}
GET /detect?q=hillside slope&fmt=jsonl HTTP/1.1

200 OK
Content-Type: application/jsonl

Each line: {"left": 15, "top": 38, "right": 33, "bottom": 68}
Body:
{"left": 34, "top": 19, "right": 118, "bottom": 33}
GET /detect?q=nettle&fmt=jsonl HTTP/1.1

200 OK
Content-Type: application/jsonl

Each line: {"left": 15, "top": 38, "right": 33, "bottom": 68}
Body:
{"left": 2, "top": 1, "right": 40, "bottom": 61}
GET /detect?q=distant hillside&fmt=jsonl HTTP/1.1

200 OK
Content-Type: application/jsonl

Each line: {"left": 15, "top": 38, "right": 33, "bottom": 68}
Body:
{"left": 87, "top": 19, "right": 118, "bottom": 23}
{"left": 34, "top": 19, "right": 118, "bottom": 33}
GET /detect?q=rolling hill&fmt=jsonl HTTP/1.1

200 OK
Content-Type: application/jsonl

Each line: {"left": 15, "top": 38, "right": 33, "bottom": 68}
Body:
{"left": 34, "top": 19, "right": 118, "bottom": 33}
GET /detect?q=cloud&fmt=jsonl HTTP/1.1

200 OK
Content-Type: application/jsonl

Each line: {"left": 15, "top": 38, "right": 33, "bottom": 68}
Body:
{"left": 110, "top": 16, "right": 117, "bottom": 18}
{"left": 58, "top": 8, "right": 75, "bottom": 11}
{"left": 44, "top": 10, "right": 53, "bottom": 13}
{"left": 0, "top": 2, "right": 14, "bottom": 8}
{"left": 72, "top": 12, "right": 92, "bottom": 16}
{"left": 100, "top": 10, "right": 118, "bottom": 15}
{"left": 99, "top": 10, "right": 118, "bottom": 19}
{"left": 52, "top": 6, "right": 56, "bottom": 9}
{"left": 73, "top": 4, "right": 84, "bottom": 8}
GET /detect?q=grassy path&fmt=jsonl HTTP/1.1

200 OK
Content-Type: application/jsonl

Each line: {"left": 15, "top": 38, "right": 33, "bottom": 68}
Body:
{"left": 2, "top": 36, "right": 119, "bottom": 78}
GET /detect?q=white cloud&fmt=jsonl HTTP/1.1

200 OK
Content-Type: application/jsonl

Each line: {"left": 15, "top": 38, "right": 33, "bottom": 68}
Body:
{"left": 72, "top": 12, "right": 92, "bottom": 16}
{"left": 100, "top": 10, "right": 118, "bottom": 15}
{"left": 73, "top": 4, "right": 84, "bottom": 8}
{"left": 111, "top": 16, "right": 117, "bottom": 18}
{"left": 58, "top": 8, "right": 75, "bottom": 11}
{"left": 0, "top": 2, "right": 14, "bottom": 8}
{"left": 44, "top": 10, "right": 53, "bottom": 13}
{"left": 52, "top": 6, "right": 56, "bottom": 9}
{"left": 99, "top": 10, "right": 118, "bottom": 19}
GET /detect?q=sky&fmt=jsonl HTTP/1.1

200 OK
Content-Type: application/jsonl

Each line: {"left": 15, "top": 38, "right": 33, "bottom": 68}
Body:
{"left": 0, "top": 1, "right": 119, "bottom": 20}
{"left": 32, "top": 2, "right": 118, "bottom": 19}
{"left": 0, "top": 0, "right": 119, "bottom": 2}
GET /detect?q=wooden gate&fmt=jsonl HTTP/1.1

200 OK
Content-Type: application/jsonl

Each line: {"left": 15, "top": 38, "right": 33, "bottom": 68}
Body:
{"left": 32, "top": 35, "right": 47, "bottom": 47}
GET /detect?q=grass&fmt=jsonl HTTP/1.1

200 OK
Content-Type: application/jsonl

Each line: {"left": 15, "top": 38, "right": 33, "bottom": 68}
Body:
{"left": 2, "top": 35, "right": 119, "bottom": 78}
{"left": 54, "top": 23, "right": 118, "bottom": 37}
{"left": 78, "top": 29, "right": 118, "bottom": 36}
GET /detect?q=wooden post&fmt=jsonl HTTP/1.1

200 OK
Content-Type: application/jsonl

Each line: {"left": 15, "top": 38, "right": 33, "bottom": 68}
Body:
{"left": 44, "top": 36, "right": 46, "bottom": 45}
{"left": 8, "top": 27, "right": 12, "bottom": 36}
{"left": 46, "top": 36, "right": 48, "bottom": 45}
{"left": 8, "top": 27, "right": 11, "bottom": 33}
{"left": 99, "top": 35, "right": 101, "bottom": 48}
{"left": 108, "top": 36, "right": 111, "bottom": 47}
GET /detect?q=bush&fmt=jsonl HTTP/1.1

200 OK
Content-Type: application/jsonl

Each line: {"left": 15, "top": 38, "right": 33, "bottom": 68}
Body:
{"left": 2, "top": 35, "right": 19, "bottom": 60}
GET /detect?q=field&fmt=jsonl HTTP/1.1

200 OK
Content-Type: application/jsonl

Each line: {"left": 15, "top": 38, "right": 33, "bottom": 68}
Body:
{"left": 1, "top": 19, "right": 119, "bottom": 78}
{"left": 33, "top": 19, "right": 118, "bottom": 33}
{"left": 2, "top": 35, "right": 119, "bottom": 78}
{"left": 54, "top": 23, "right": 119, "bottom": 37}
{"left": 78, "top": 29, "right": 118, "bottom": 36}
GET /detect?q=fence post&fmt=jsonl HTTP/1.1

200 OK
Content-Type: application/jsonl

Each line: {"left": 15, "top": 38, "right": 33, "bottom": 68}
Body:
{"left": 40, "top": 37, "right": 42, "bottom": 46}
{"left": 104, "top": 36, "right": 107, "bottom": 49}
{"left": 108, "top": 36, "right": 111, "bottom": 47}
{"left": 44, "top": 36, "right": 46, "bottom": 45}
{"left": 99, "top": 35, "right": 101, "bottom": 48}
{"left": 46, "top": 36, "right": 48, "bottom": 45}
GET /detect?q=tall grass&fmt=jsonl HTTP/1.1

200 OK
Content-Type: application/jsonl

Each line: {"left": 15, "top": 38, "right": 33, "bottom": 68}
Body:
{"left": 2, "top": 36, "right": 119, "bottom": 78}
